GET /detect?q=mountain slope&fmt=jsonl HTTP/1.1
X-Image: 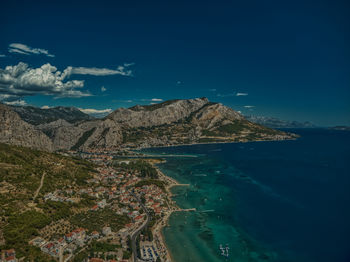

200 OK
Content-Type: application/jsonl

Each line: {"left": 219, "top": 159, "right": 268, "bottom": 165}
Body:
{"left": 1, "top": 98, "right": 298, "bottom": 151}
{"left": 53, "top": 98, "right": 296, "bottom": 150}
{"left": 106, "top": 98, "right": 209, "bottom": 128}
{"left": 0, "top": 104, "right": 53, "bottom": 151}
{"left": 0, "top": 142, "right": 96, "bottom": 259}
{"left": 10, "top": 105, "right": 94, "bottom": 125}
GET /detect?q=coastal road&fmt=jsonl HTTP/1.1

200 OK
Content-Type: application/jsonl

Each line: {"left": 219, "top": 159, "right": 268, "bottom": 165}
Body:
{"left": 130, "top": 191, "right": 151, "bottom": 262}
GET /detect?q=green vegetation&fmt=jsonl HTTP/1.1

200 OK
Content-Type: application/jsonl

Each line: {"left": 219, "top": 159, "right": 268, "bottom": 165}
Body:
{"left": 71, "top": 127, "right": 96, "bottom": 150}
{"left": 135, "top": 179, "right": 166, "bottom": 192}
{"left": 122, "top": 129, "right": 146, "bottom": 143}
{"left": 0, "top": 143, "right": 97, "bottom": 260}
{"left": 3, "top": 211, "right": 50, "bottom": 257}
{"left": 88, "top": 240, "right": 120, "bottom": 253}
{"left": 0, "top": 143, "right": 94, "bottom": 202}
{"left": 37, "top": 200, "right": 73, "bottom": 221}
{"left": 123, "top": 250, "right": 132, "bottom": 259}
{"left": 114, "top": 159, "right": 158, "bottom": 179}
{"left": 216, "top": 122, "right": 245, "bottom": 134}
{"left": 70, "top": 209, "right": 130, "bottom": 232}
{"left": 72, "top": 251, "right": 89, "bottom": 262}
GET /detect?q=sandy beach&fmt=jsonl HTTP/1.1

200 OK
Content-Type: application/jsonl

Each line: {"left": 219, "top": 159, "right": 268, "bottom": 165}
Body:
{"left": 151, "top": 165, "right": 191, "bottom": 262}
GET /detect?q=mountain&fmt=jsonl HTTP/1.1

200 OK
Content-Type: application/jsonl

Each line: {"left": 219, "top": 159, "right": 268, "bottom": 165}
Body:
{"left": 0, "top": 104, "right": 53, "bottom": 151}
{"left": 51, "top": 98, "right": 297, "bottom": 150}
{"left": 1, "top": 98, "right": 298, "bottom": 151}
{"left": 329, "top": 126, "right": 350, "bottom": 131}
{"left": 245, "top": 115, "right": 316, "bottom": 128}
{"left": 9, "top": 105, "right": 94, "bottom": 125}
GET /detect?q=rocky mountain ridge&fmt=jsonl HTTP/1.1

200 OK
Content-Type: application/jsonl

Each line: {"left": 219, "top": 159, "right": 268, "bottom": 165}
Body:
{"left": 0, "top": 98, "right": 298, "bottom": 151}
{"left": 10, "top": 105, "right": 94, "bottom": 125}
{"left": 0, "top": 104, "right": 53, "bottom": 151}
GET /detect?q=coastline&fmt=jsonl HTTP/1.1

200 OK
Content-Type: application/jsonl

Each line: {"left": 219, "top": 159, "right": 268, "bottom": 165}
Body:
{"left": 136, "top": 136, "right": 299, "bottom": 262}
{"left": 140, "top": 136, "right": 299, "bottom": 151}
{"left": 152, "top": 164, "right": 190, "bottom": 262}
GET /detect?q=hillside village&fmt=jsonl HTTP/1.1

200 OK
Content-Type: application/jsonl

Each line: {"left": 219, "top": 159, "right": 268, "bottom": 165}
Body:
{"left": 0, "top": 144, "right": 180, "bottom": 262}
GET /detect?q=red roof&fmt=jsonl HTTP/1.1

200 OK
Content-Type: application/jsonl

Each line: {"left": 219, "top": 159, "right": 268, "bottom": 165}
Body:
{"left": 90, "top": 258, "right": 104, "bottom": 262}
{"left": 46, "top": 242, "right": 54, "bottom": 249}
{"left": 73, "top": 227, "right": 85, "bottom": 233}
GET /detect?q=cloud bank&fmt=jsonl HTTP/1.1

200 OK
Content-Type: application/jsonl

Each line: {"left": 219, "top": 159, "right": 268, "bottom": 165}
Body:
{"left": 4, "top": 99, "right": 27, "bottom": 106}
{"left": 0, "top": 62, "right": 89, "bottom": 101}
{"left": 79, "top": 108, "right": 112, "bottom": 114}
{"left": 79, "top": 107, "right": 113, "bottom": 118}
{"left": 0, "top": 62, "right": 134, "bottom": 102}
{"left": 8, "top": 43, "right": 55, "bottom": 57}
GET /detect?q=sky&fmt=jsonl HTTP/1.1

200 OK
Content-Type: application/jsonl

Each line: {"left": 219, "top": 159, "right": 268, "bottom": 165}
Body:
{"left": 0, "top": 0, "right": 349, "bottom": 126}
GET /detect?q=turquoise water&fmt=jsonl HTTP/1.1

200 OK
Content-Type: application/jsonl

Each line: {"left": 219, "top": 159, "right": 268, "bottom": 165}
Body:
{"left": 144, "top": 129, "right": 350, "bottom": 262}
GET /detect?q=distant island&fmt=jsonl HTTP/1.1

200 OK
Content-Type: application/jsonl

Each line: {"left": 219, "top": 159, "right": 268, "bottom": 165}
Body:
{"left": 245, "top": 115, "right": 316, "bottom": 129}
{"left": 328, "top": 126, "right": 350, "bottom": 131}
{"left": 0, "top": 98, "right": 298, "bottom": 152}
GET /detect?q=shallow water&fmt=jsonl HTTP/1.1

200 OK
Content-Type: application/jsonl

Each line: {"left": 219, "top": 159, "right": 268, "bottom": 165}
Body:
{"left": 144, "top": 129, "right": 350, "bottom": 262}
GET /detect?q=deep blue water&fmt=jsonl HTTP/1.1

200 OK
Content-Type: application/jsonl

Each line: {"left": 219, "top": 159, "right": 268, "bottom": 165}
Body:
{"left": 144, "top": 129, "right": 350, "bottom": 262}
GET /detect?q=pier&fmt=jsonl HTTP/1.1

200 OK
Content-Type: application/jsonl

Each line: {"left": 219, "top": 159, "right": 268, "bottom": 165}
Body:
{"left": 174, "top": 208, "right": 196, "bottom": 212}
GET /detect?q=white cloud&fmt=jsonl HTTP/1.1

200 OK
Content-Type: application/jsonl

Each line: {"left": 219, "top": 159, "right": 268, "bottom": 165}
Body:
{"left": 4, "top": 99, "right": 27, "bottom": 106}
{"left": 0, "top": 54, "right": 6, "bottom": 58}
{"left": 78, "top": 108, "right": 112, "bottom": 116}
{"left": 101, "top": 86, "right": 107, "bottom": 92}
{"left": 244, "top": 105, "right": 255, "bottom": 108}
{"left": 236, "top": 92, "right": 248, "bottom": 96}
{"left": 0, "top": 62, "right": 90, "bottom": 101}
{"left": 0, "top": 62, "right": 133, "bottom": 102}
{"left": 8, "top": 43, "right": 55, "bottom": 57}
{"left": 64, "top": 63, "right": 134, "bottom": 77}
{"left": 151, "top": 98, "right": 163, "bottom": 102}
{"left": 41, "top": 105, "right": 51, "bottom": 109}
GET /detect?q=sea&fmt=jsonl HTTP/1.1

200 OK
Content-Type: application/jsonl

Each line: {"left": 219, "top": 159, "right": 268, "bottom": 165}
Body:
{"left": 142, "top": 128, "right": 350, "bottom": 262}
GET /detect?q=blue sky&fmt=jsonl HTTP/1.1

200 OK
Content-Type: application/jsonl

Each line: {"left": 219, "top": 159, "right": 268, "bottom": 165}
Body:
{"left": 0, "top": 0, "right": 349, "bottom": 126}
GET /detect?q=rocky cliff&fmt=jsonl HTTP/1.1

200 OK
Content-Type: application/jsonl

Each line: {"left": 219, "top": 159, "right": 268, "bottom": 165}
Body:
{"left": 10, "top": 105, "right": 94, "bottom": 125}
{"left": 0, "top": 104, "right": 53, "bottom": 151}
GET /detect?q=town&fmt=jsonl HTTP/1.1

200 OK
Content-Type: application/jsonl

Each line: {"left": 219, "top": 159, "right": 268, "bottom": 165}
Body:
{"left": 1, "top": 149, "right": 182, "bottom": 262}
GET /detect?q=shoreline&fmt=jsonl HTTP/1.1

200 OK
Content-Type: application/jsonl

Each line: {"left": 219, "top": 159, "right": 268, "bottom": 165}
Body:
{"left": 140, "top": 136, "right": 299, "bottom": 151}
{"left": 152, "top": 164, "right": 190, "bottom": 262}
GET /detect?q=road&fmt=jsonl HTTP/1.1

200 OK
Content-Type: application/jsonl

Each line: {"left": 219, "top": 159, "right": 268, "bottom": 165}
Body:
{"left": 33, "top": 171, "right": 46, "bottom": 200}
{"left": 130, "top": 191, "right": 151, "bottom": 262}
